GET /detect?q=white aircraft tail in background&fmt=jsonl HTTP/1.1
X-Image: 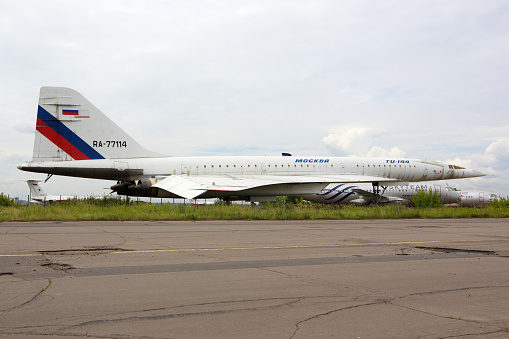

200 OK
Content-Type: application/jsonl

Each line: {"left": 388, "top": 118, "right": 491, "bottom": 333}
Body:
{"left": 19, "top": 87, "right": 486, "bottom": 203}
{"left": 27, "top": 180, "right": 80, "bottom": 203}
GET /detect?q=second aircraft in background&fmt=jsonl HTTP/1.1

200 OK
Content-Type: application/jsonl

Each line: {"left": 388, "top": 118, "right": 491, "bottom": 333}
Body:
{"left": 27, "top": 180, "right": 83, "bottom": 203}
{"left": 300, "top": 183, "right": 498, "bottom": 206}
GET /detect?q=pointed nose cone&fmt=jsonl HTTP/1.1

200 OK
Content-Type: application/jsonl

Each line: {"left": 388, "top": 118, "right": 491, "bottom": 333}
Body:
{"left": 463, "top": 169, "right": 486, "bottom": 178}
{"left": 473, "top": 169, "right": 486, "bottom": 177}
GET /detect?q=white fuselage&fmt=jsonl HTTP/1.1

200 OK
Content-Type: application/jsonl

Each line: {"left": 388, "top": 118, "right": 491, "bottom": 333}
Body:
{"left": 19, "top": 156, "right": 481, "bottom": 182}
{"left": 31, "top": 195, "right": 80, "bottom": 203}
{"left": 457, "top": 191, "right": 499, "bottom": 206}
{"left": 19, "top": 156, "right": 485, "bottom": 200}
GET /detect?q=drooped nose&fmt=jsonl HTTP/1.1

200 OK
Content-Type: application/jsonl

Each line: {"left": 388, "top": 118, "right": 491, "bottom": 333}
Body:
{"left": 459, "top": 169, "right": 486, "bottom": 178}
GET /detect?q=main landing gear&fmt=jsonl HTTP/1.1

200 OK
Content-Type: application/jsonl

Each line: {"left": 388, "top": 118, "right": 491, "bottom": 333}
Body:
{"left": 372, "top": 182, "right": 387, "bottom": 205}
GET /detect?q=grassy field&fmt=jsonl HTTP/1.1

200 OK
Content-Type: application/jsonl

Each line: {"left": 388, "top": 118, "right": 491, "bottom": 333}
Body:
{"left": 1, "top": 200, "right": 509, "bottom": 221}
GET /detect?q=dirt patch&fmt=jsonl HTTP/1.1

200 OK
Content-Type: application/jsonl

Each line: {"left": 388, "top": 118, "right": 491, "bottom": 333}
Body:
{"left": 41, "top": 262, "right": 74, "bottom": 271}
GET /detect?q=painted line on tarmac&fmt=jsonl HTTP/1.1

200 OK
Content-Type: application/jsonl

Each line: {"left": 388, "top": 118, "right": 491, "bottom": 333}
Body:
{"left": 112, "top": 238, "right": 509, "bottom": 254}
{"left": 0, "top": 253, "right": 43, "bottom": 257}
{"left": 2, "top": 238, "right": 509, "bottom": 257}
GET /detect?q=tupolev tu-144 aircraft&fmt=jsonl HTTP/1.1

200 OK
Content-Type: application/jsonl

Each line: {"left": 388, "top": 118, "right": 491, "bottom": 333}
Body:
{"left": 18, "top": 87, "right": 485, "bottom": 202}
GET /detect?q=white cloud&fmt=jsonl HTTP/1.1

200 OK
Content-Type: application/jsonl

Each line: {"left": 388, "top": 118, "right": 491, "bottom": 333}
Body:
{"left": 322, "top": 127, "right": 385, "bottom": 156}
{"left": 449, "top": 138, "right": 509, "bottom": 169}
{"left": 446, "top": 138, "right": 509, "bottom": 194}
{"left": 366, "top": 146, "right": 406, "bottom": 158}
{"left": 484, "top": 138, "right": 509, "bottom": 164}
{"left": 322, "top": 127, "right": 406, "bottom": 158}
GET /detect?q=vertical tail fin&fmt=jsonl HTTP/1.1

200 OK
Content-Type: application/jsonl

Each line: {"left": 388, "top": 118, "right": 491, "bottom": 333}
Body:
{"left": 33, "top": 87, "right": 166, "bottom": 162}
{"left": 27, "top": 180, "right": 46, "bottom": 198}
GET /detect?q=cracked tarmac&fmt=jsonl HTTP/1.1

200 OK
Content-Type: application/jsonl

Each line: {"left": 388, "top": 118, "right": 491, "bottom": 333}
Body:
{"left": 1, "top": 219, "right": 509, "bottom": 338}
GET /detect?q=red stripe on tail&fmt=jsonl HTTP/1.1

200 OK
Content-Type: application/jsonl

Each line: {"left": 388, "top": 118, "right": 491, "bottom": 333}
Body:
{"left": 36, "top": 118, "right": 90, "bottom": 160}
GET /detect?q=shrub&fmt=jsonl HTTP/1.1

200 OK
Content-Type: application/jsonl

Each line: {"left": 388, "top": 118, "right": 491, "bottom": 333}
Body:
{"left": 412, "top": 188, "right": 443, "bottom": 208}
{"left": 0, "top": 193, "right": 16, "bottom": 207}
{"left": 491, "top": 196, "right": 509, "bottom": 208}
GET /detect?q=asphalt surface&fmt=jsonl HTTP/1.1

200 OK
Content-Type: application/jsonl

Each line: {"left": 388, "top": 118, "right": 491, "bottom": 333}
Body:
{"left": 1, "top": 219, "right": 508, "bottom": 339}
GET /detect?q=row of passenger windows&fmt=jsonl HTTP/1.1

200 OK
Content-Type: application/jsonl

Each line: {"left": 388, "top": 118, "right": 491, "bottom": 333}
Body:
{"left": 357, "top": 164, "right": 417, "bottom": 168}
{"left": 199, "top": 164, "right": 416, "bottom": 169}
{"left": 202, "top": 164, "right": 335, "bottom": 168}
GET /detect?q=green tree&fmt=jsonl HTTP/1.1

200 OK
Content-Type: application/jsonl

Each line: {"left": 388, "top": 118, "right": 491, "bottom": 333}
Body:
{"left": 0, "top": 193, "right": 16, "bottom": 207}
{"left": 412, "top": 188, "right": 443, "bottom": 208}
{"left": 490, "top": 196, "right": 509, "bottom": 207}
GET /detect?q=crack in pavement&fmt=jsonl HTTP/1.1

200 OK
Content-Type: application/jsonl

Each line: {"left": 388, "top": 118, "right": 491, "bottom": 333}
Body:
{"left": 289, "top": 284, "right": 509, "bottom": 339}
{"left": 416, "top": 245, "right": 509, "bottom": 258}
{"left": 94, "top": 228, "right": 127, "bottom": 248}
{"left": 388, "top": 302, "right": 509, "bottom": 339}
{"left": 3, "top": 226, "right": 19, "bottom": 235}
{"left": 416, "top": 246, "right": 497, "bottom": 255}
{"left": 39, "top": 247, "right": 130, "bottom": 256}
{"left": 290, "top": 299, "right": 386, "bottom": 339}
{"left": 41, "top": 262, "right": 75, "bottom": 271}
{"left": 56, "top": 297, "right": 301, "bottom": 333}
{"left": 436, "top": 328, "right": 509, "bottom": 339}
{"left": 397, "top": 284, "right": 509, "bottom": 299}
{"left": 256, "top": 266, "right": 354, "bottom": 292}
{"left": 1, "top": 279, "right": 52, "bottom": 313}
{"left": 24, "top": 235, "right": 54, "bottom": 244}
{"left": 126, "top": 296, "right": 303, "bottom": 316}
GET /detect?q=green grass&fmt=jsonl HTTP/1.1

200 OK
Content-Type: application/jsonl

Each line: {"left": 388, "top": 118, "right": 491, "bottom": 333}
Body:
{"left": 1, "top": 200, "right": 509, "bottom": 221}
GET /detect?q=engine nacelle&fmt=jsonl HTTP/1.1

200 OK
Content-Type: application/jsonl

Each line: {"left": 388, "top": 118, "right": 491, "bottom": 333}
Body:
{"left": 111, "top": 179, "right": 158, "bottom": 197}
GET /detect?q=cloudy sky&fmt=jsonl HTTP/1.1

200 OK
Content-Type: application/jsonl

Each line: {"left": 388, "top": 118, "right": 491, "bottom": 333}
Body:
{"left": 1, "top": 0, "right": 508, "bottom": 199}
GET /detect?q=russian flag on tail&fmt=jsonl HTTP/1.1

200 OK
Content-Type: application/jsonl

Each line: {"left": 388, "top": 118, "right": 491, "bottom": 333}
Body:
{"left": 62, "top": 109, "right": 89, "bottom": 118}
{"left": 62, "top": 109, "right": 79, "bottom": 115}
{"left": 37, "top": 105, "right": 103, "bottom": 160}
